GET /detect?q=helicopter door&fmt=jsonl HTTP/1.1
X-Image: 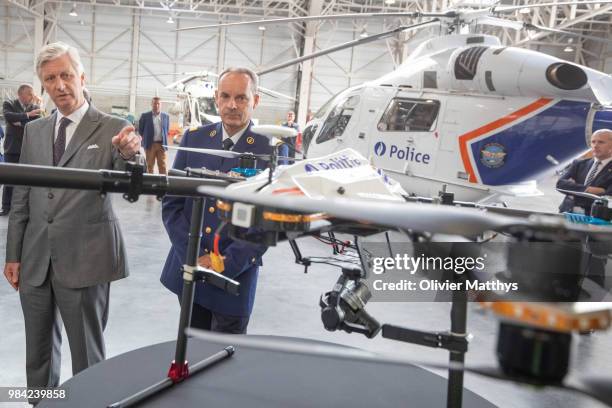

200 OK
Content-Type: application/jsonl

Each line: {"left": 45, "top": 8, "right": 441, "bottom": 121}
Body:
{"left": 370, "top": 94, "right": 441, "bottom": 178}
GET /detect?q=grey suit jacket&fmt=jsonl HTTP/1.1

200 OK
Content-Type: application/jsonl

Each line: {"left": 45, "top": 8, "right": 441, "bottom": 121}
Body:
{"left": 6, "top": 105, "right": 132, "bottom": 288}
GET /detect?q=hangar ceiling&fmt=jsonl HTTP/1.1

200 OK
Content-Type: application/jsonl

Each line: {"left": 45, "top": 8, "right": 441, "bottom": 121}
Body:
{"left": 1, "top": 0, "right": 612, "bottom": 121}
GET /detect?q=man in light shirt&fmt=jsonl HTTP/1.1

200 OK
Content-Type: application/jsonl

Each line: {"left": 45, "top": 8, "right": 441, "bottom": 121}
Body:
{"left": 138, "top": 96, "right": 169, "bottom": 174}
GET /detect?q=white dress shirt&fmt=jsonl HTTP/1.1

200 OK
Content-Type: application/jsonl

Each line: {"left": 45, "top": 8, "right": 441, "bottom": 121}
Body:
{"left": 54, "top": 100, "right": 90, "bottom": 147}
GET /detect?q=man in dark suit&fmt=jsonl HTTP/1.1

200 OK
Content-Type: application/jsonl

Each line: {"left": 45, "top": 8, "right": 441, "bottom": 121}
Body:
{"left": 161, "top": 67, "right": 271, "bottom": 334}
{"left": 558, "top": 129, "right": 612, "bottom": 289}
{"left": 281, "top": 110, "right": 300, "bottom": 159}
{"left": 557, "top": 129, "right": 612, "bottom": 214}
{"left": 3, "top": 42, "right": 141, "bottom": 402}
{"left": 138, "top": 96, "right": 169, "bottom": 174}
{"left": 1, "top": 84, "right": 42, "bottom": 215}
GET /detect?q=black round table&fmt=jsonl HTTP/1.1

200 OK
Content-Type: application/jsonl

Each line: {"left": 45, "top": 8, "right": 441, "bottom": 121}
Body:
{"left": 39, "top": 336, "right": 495, "bottom": 408}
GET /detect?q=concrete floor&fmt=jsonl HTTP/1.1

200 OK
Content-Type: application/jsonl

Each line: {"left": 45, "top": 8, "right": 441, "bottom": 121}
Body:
{"left": 0, "top": 164, "right": 610, "bottom": 408}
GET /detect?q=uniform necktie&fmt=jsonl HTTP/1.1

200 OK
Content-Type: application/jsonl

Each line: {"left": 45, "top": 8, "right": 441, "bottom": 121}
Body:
{"left": 222, "top": 138, "right": 234, "bottom": 151}
{"left": 585, "top": 160, "right": 601, "bottom": 186}
{"left": 54, "top": 117, "right": 72, "bottom": 166}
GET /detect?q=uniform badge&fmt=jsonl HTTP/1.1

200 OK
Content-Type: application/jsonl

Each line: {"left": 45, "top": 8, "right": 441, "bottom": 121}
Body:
{"left": 189, "top": 126, "right": 198, "bottom": 132}
{"left": 246, "top": 136, "right": 255, "bottom": 145}
{"left": 209, "top": 129, "right": 217, "bottom": 137}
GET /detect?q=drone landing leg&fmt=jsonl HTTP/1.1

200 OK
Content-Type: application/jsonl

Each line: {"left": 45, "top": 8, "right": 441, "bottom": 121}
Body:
{"left": 447, "top": 274, "right": 468, "bottom": 408}
{"left": 108, "top": 197, "right": 236, "bottom": 408}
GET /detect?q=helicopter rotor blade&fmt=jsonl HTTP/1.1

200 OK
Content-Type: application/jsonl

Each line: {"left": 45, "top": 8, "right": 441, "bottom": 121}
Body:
{"left": 257, "top": 19, "right": 440, "bottom": 76}
{"left": 492, "top": 0, "right": 612, "bottom": 14}
{"left": 165, "top": 145, "right": 243, "bottom": 159}
{"left": 175, "top": 12, "right": 430, "bottom": 32}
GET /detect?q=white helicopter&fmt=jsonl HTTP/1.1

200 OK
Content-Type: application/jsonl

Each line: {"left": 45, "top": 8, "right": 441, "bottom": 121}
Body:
{"left": 180, "top": 1, "right": 612, "bottom": 202}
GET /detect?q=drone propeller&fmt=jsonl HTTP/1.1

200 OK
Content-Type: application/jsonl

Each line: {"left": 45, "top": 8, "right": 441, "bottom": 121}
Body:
{"left": 257, "top": 19, "right": 440, "bottom": 76}
{"left": 197, "top": 185, "right": 612, "bottom": 239}
{"left": 165, "top": 145, "right": 298, "bottom": 162}
{"left": 557, "top": 188, "right": 606, "bottom": 202}
{"left": 186, "top": 329, "right": 612, "bottom": 407}
{"left": 196, "top": 185, "right": 525, "bottom": 236}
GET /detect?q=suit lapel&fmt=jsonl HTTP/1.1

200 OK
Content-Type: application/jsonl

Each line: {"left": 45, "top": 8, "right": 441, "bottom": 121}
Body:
{"left": 58, "top": 106, "right": 101, "bottom": 167}
{"left": 592, "top": 160, "right": 612, "bottom": 185}
{"left": 40, "top": 113, "right": 57, "bottom": 166}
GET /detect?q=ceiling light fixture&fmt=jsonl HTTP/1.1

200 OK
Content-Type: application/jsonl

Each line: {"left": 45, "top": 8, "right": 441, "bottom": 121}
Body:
{"left": 360, "top": 28, "right": 368, "bottom": 38}
{"left": 258, "top": 25, "right": 266, "bottom": 31}
{"left": 69, "top": 3, "right": 78, "bottom": 17}
{"left": 518, "top": 7, "right": 531, "bottom": 14}
{"left": 564, "top": 45, "right": 574, "bottom": 52}
{"left": 385, "top": 0, "right": 396, "bottom": 5}
{"left": 167, "top": 15, "right": 174, "bottom": 24}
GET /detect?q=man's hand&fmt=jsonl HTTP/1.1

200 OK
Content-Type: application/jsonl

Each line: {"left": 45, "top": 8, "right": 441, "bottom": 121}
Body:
{"left": 4, "top": 262, "right": 20, "bottom": 291}
{"left": 198, "top": 255, "right": 212, "bottom": 269}
{"left": 27, "top": 109, "right": 42, "bottom": 118}
{"left": 112, "top": 125, "right": 141, "bottom": 159}
{"left": 586, "top": 186, "right": 606, "bottom": 195}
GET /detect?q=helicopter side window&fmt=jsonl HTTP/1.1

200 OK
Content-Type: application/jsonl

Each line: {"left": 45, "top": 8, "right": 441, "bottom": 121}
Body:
{"left": 316, "top": 95, "right": 360, "bottom": 144}
{"left": 377, "top": 99, "right": 440, "bottom": 132}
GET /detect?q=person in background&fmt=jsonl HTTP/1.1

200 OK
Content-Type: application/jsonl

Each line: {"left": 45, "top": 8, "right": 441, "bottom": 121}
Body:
{"left": 1, "top": 84, "right": 41, "bottom": 216}
{"left": 3, "top": 42, "right": 141, "bottom": 404}
{"left": 138, "top": 96, "right": 169, "bottom": 174}
{"left": 281, "top": 110, "right": 300, "bottom": 159}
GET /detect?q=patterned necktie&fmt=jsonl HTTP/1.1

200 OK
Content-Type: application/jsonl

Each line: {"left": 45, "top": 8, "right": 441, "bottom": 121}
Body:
{"left": 585, "top": 160, "right": 601, "bottom": 186}
{"left": 54, "top": 117, "right": 72, "bottom": 166}
{"left": 222, "top": 138, "right": 234, "bottom": 151}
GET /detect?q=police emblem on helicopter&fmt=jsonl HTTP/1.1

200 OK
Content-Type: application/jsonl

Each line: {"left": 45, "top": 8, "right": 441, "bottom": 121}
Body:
{"left": 374, "top": 142, "right": 387, "bottom": 156}
{"left": 480, "top": 143, "right": 507, "bottom": 168}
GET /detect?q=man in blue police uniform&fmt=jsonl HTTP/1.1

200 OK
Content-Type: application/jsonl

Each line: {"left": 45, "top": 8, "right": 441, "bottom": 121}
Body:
{"left": 161, "top": 67, "right": 271, "bottom": 333}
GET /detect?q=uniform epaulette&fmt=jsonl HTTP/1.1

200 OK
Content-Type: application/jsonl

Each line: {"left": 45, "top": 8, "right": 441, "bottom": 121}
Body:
{"left": 189, "top": 126, "right": 199, "bottom": 132}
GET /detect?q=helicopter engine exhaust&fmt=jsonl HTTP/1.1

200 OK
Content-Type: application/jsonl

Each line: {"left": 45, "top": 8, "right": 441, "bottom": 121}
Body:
{"left": 545, "top": 63, "right": 587, "bottom": 91}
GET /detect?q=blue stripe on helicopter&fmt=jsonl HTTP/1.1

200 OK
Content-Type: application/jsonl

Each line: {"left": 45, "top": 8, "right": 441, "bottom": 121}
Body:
{"left": 469, "top": 100, "right": 608, "bottom": 185}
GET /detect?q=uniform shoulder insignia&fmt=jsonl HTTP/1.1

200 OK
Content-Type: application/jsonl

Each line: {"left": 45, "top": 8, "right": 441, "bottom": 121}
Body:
{"left": 246, "top": 136, "right": 255, "bottom": 145}
{"left": 209, "top": 129, "right": 217, "bottom": 137}
{"left": 189, "top": 126, "right": 199, "bottom": 132}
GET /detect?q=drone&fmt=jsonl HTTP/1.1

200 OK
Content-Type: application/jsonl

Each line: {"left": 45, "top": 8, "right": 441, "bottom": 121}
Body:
{"left": 2, "top": 125, "right": 612, "bottom": 407}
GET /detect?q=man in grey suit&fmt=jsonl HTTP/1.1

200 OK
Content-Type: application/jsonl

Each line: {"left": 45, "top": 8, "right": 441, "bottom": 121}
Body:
{"left": 3, "top": 42, "right": 141, "bottom": 402}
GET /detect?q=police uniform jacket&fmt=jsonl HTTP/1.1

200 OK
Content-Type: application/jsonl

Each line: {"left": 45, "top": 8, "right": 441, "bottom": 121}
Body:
{"left": 557, "top": 158, "right": 612, "bottom": 214}
{"left": 161, "top": 121, "right": 271, "bottom": 317}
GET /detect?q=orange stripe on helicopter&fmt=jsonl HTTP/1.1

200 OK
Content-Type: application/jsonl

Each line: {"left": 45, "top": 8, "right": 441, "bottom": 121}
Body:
{"left": 458, "top": 98, "right": 554, "bottom": 183}
{"left": 272, "top": 187, "right": 304, "bottom": 195}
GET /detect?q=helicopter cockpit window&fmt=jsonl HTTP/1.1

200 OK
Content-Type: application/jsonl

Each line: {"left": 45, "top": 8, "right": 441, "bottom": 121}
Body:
{"left": 314, "top": 90, "right": 343, "bottom": 120}
{"left": 377, "top": 99, "right": 440, "bottom": 132}
{"left": 315, "top": 94, "right": 360, "bottom": 144}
